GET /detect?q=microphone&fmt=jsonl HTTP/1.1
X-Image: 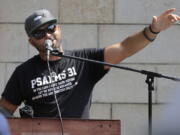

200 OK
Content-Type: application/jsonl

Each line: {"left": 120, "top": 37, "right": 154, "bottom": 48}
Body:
{"left": 44, "top": 39, "right": 53, "bottom": 60}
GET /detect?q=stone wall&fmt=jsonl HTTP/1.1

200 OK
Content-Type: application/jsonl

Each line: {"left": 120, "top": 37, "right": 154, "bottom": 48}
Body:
{"left": 0, "top": 0, "right": 180, "bottom": 135}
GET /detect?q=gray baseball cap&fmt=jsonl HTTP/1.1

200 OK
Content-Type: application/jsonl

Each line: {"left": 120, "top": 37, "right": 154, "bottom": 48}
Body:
{"left": 25, "top": 9, "right": 57, "bottom": 37}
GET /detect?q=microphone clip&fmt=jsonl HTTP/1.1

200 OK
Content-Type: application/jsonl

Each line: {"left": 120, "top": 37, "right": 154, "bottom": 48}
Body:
{"left": 44, "top": 39, "right": 53, "bottom": 60}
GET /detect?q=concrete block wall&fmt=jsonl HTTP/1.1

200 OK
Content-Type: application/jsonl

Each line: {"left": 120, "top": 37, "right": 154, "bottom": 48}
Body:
{"left": 1, "top": 0, "right": 180, "bottom": 135}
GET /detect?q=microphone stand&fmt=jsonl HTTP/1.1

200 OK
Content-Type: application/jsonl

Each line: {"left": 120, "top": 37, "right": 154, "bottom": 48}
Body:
{"left": 51, "top": 49, "right": 180, "bottom": 135}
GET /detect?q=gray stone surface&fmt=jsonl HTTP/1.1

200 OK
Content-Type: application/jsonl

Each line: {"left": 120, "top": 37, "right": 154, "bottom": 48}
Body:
{"left": 90, "top": 103, "right": 111, "bottom": 119}
{"left": 0, "top": 24, "right": 28, "bottom": 62}
{"left": 99, "top": 25, "right": 180, "bottom": 63}
{"left": 99, "top": 25, "right": 143, "bottom": 47}
{"left": 115, "top": 0, "right": 180, "bottom": 24}
{"left": 156, "top": 65, "right": 180, "bottom": 103}
{"left": 0, "top": 0, "right": 59, "bottom": 23}
{"left": 0, "top": 63, "right": 6, "bottom": 95}
{"left": 61, "top": 24, "right": 98, "bottom": 50}
{"left": 112, "top": 104, "right": 167, "bottom": 135}
{"left": 60, "top": 0, "right": 113, "bottom": 23}
{"left": 112, "top": 104, "right": 148, "bottom": 135}
{"left": 92, "top": 65, "right": 157, "bottom": 103}
{"left": 5, "top": 63, "right": 21, "bottom": 84}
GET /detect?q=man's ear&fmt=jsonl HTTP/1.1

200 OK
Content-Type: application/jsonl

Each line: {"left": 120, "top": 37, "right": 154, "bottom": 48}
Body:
{"left": 56, "top": 25, "right": 61, "bottom": 31}
{"left": 28, "top": 38, "right": 35, "bottom": 47}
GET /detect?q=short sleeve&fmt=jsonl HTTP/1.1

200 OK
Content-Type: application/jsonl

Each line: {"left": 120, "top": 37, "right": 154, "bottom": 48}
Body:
{"left": 78, "top": 48, "right": 109, "bottom": 83}
{"left": 2, "top": 68, "right": 23, "bottom": 105}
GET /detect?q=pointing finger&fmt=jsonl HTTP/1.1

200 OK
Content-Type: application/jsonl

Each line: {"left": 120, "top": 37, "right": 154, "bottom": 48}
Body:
{"left": 162, "top": 8, "right": 176, "bottom": 16}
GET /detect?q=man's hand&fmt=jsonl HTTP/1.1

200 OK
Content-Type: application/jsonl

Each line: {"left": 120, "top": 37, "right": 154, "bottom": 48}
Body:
{"left": 151, "top": 8, "right": 180, "bottom": 33}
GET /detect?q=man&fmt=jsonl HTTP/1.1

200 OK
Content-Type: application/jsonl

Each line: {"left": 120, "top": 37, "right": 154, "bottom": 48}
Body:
{"left": 0, "top": 8, "right": 179, "bottom": 118}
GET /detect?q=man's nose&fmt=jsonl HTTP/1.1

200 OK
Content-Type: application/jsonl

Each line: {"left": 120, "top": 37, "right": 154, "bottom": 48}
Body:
{"left": 45, "top": 32, "right": 53, "bottom": 38}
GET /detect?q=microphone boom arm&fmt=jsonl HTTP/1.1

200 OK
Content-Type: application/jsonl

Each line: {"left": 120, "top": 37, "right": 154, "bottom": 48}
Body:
{"left": 50, "top": 49, "right": 180, "bottom": 82}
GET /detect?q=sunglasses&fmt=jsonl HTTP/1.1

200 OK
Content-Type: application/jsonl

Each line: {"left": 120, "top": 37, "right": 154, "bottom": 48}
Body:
{"left": 31, "top": 24, "right": 56, "bottom": 40}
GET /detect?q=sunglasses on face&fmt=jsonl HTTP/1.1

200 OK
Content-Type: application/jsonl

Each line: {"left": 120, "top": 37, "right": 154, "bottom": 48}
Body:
{"left": 31, "top": 24, "right": 56, "bottom": 40}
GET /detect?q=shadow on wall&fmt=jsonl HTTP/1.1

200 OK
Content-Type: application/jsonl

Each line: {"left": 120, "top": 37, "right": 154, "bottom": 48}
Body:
{"left": 152, "top": 85, "right": 180, "bottom": 135}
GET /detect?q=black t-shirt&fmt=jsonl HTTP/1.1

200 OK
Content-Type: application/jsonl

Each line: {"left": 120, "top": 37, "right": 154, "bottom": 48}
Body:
{"left": 2, "top": 48, "right": 109, "bottom": 118}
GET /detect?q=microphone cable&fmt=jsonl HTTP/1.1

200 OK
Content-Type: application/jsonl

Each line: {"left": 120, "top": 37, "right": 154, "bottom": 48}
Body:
{"left": 46, "top": 53, "right": 64, "bottom": 135}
